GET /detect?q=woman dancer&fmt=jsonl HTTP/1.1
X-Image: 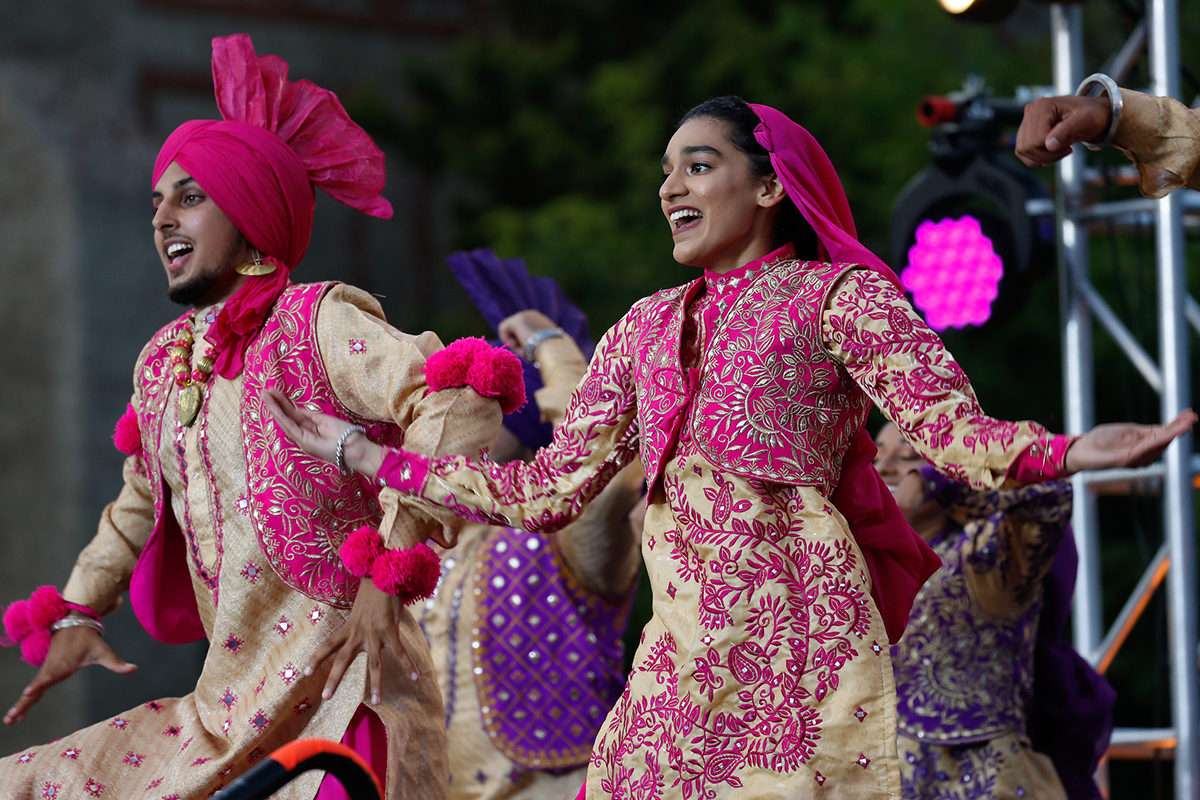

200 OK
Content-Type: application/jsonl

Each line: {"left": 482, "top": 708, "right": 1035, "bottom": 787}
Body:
{"left": 269, "top": 97, "right": 1192, "bottom": 799}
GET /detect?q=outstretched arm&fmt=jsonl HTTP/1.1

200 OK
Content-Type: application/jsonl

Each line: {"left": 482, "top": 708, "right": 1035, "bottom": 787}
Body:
{"left": 4, "top": 625, "right": 136, "bottom": 725}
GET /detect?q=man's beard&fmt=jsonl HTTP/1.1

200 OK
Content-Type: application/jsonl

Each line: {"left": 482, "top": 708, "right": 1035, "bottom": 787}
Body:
{"left": 167, "top": 270, "right": 223, "bottom": 307}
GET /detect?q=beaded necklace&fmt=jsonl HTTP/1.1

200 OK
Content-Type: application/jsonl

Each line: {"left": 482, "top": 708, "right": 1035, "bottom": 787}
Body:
{"left": 169, "top": 310, "right": 219, "bottom": 427}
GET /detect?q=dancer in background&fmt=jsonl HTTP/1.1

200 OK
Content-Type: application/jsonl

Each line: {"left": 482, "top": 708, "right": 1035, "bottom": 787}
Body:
{"left": 1016, "top": 73, "right": 1200, "bottom": 198}
{"left": 269, "top": 96, "right": 1193, "bottom": 799}
{"left": 876, "top": 423, "right": 1114, "bottom": 800}
{"left": 0, "top": 35, "right": 506, "bottom": 800}
{"left": 422, "top": 250, "right": 643, "bottom": 800}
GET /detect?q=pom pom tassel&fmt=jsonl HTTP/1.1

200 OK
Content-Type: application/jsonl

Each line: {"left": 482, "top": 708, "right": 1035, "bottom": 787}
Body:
{"left": 112, "top": 403, "right": 142, "bottom": 458}
{"left": 339, "top": 526, "right": 386, "bottom": 578}
{"left": 1, "top": 587, "right": 96, "bottom": 667}
{"left": 425, "top": 338, "right": 526, "bottom": 415}
{"left": 370, "top": 543, "right": 441, "bottom": 605}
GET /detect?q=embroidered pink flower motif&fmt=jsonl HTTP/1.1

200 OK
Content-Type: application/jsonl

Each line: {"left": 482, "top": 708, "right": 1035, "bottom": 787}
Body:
{"left": 250, "top": 709, "right": 272, "bottom": 733}
{"left": 220, "top": 688, "right": 237, "bottom": 709}
{"left": 146, "top": 778, "right": 163, "bottom": 789}
{"left": 646, "top": 536, "right": 655, "bottom": 550}
{"left": 41, "top": 782, "right": 61, "bottom": 798}
{"left": 279, "top": 663, "right": 299, "bottom": 685}
{"left": 83, "top": 778, "right": 103, "bottom": 796}
{"left": 275, "top": 616, "right": 292, "bottom": 637}
{"left": 191, "top": 757, "right": 210, "bottom": 767}
{"left": 222, "top": 635, "right": 243, "bottom": 654}
{"left": 123, "top": 752, "right": 145, "bottom": 767}
{"left": 109, "top": 718, "right": 129, "bottom": 730}
{"left": 222, "top": 718, "right": 232, "bottom": 735}
{"left": 219, "top": 766, "right": 234, "bottom": 777}
{"left": 162, "top": 725, "right": 181, "bottom": 737}
{"left": 691, "top": 648, "right": 725, "bottom": 702}
{"left": 856, "top": 753, "right": 871, "bottom": 769}
{"left": 294, "top": 699, "right": 312, "bottom": 716}
{"left": 16, "top": 751, "right": 35, "bottom": 763}
{"left": 854, "top": 707, "right": 868, "bottom": 722}
{"left": 144, "top": 701, "right": 164, "bottom": 713}
{"left": 248, "top": 747, "right": 265, "bottom": 764}
{"left": 255, "top": 676, "right": 266, "bottom": 695}
{"left": 813, "top": 772, "right": 826, "bottom": 786}
{"left": 870, "top": 641, "right": 882, "bottom": 655}
{"left": 349, "top": 339, "right": 366, "bottom": 355}
{"left": 309, "top": 607, "right": 323, "bottom": 624}
{"left": 180, "top": 737, "right": 193, "bottom": 752}
{"left": 235, "top": 494, "right": 250, "bottom": 515}
{"left": 240, "top": 561, "right": 262, "bottom": 584}
{"left": 60, "top": 748, "right": 81, "bottom": 759}
{"left": 666, "top": 582, "right": 676, "bottom": 599}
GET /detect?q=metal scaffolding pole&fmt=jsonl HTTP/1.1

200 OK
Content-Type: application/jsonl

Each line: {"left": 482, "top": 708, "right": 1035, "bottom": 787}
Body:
{"left": 1052, "top": 2, "right": 1200, "bottom": 796}
{"left": 1147, "top": 2, "right": 1200, "bottom": 796}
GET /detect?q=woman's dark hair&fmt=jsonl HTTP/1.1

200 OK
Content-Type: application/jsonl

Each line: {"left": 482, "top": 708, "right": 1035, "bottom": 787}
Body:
{"left": 678, "top": 96, "right": 818, "bottom": 260}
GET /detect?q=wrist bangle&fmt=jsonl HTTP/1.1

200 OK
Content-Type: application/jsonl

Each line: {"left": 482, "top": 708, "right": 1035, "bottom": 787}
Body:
{"left": 524, "top": 327, "right": 566, "bottom": 365}
{"left": 50, "top": 617, "right": 104, "bottom": 635}
{"left": 335, "top": 425, "right": 367, "bottom": 476}
{"left": 1075, "top": 73, "right": 1123, "bottom": 150}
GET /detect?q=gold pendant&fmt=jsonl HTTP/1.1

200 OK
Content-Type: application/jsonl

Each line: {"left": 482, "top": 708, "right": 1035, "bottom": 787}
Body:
{"left": 177, "top": 384, "right": 203, "bottom": 427}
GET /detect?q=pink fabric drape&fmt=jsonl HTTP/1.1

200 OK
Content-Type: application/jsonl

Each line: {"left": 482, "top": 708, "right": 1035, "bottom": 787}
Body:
{"left": 749, "top": 104, "right": 939, "bottom": 643}
{"left": 152, "top": 34, "right": 393, "bottom": 379}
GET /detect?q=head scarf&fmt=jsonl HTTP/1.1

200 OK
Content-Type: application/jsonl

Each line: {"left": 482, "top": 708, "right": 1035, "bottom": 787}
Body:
{"left": 446, "top": 248, "right": 594, "bottom": 450}
{"left": 153, "top": 34, "right": 393, "bottom": 379}
{"left": 747, "top": 103, "right": 938, "bottom": 642}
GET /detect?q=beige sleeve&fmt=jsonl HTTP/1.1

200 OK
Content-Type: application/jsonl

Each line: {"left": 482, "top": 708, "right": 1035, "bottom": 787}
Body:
{"left": 317, "top": 284, "right": 503, "bottom": 550}
{"left": 62, "top": 453, "right": 155, "bottom": 616}
{"left": 1113, "top": 88, "right": 1200, "bottom": 198}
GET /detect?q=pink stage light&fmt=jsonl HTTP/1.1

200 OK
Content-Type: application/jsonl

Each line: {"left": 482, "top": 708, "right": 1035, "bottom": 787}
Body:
{"left": 900, "top": 215, "right": 1003, "bottom": 331}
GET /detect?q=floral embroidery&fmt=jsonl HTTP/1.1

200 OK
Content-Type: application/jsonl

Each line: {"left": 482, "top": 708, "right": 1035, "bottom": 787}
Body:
{"left": 145, "top": 701, "right": 164, "bottom": 712}
{"left": 248, "top": 747, "right": 265, "bottom": 764}
{"left": 220, "top": 688, "right": 237, "bottom": 709}
{"left": 83, "top": 778, "right": 104, "bottom": 796}
{"left": 180, "top": 737, "right": 193, "bottom": 752}
{"left": 250, "top": 709, "right": 272, "bottom": 733}
{"left": 162, "top": 725, "right": 181, "bottom": 737}
{"left": 240, "top": 561, "right": 262, "bottom": 584}
{"left": 41, "top": 783, "right": 61, "bottom": 798}
{"left": 235, "top": 494, "right": 250, "bottom": 515}
{"left": 349, "top": 339, "right": 366, "bottom": 355}
{"left": 854, "top": 707, "right": 868, "bottom": 722}
{"left": 109, "top": 718, "right": 129, "bottom": 730}
{"left": 255, "top": 676, "right": 266, "bottom": 695}
{"left": 279, "top": 663, "right": 299, "bottom": 685}
{"left": 191, "top": 757, "right": 210, "bottom": 767}
{"left": 60, "top": 748, "right": 81, "bottom": 759}
{"left": 814, "top": 772, "right": 826, "bottom": 786}
{"left": 124, "top": 752, "right": 146, "bottom": 767}
{"left": 309, "top": 607, "right": 323, "bottom": 624}
{"left": 857, "top": 753, "right": 871, "bottom": 768}
{"left": 147, "top": 778, "right": 163, "bottom": 789}
{"left": 222, "top": 718, "right": 232, "bottom": 735}
{"left": 16, "top": 752, "right": 35, "bottom": 763}
{"left": 275, "top": 615, "right": 292, "bottom": 636}
{"left": 222, "top": 635, "right": 243, "bottom": 654}
{"left": 294, "top": 698, "right": 313, "bottom": 716}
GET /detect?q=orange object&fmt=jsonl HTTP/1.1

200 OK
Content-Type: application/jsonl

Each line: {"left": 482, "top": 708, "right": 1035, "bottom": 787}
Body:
{"left": 269, "top": 739, "right": 384, "bottom": 798}
{"left": 918, "top": 96, "right": 960, "bottom": 127}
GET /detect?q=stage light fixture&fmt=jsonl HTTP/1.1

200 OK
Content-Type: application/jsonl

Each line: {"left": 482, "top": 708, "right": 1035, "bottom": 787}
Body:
{"left": 891, "top": 86, "right": 1054, "bottom": 333}
{"left": 937, "top": 0, "right": 1019, "bottom": 23}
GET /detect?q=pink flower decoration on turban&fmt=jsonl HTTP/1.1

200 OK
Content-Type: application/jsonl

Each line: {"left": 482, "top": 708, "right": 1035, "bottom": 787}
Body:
{"left": 153, "top": 34, "right": 393, "bottom": 379}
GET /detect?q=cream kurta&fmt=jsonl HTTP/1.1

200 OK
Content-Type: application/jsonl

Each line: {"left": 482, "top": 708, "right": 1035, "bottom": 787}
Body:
{"left": 1113, "top": 88, "right": 1200, "bottom": 198}
{"left": 0, "top": 285, "right": 499, "bottom": 800}
{"left": 388, "top": 258, "right": 1059, "bottom": 799}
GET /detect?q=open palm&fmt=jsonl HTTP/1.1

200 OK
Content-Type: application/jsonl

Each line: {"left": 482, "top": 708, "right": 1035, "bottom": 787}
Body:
{"left": 1066, "top": 410, "right": 1197, "bottom": 472}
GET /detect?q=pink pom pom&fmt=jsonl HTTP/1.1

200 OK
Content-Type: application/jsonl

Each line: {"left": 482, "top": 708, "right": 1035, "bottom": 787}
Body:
{"left": 370, "top": 542, "right": 441, "bottom": 603}
{"left": 339, "top": 526, "right": 385, "bottom": 578}
{"left": 112, "top": 404, "right": 142, "bottom": 457}
{"left": 2, "top": 586, "right": 70, "bottom": 667}
{"left": 466, "top": 347, "right": 527, "bottom": 414}
{"left": 425, "top": 338, "right": 492, "bottom": 392}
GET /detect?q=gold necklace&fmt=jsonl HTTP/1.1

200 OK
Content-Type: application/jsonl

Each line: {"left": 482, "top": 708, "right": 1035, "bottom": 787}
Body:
{"left": 168, "top": 314, "right": 217, "bottom": 427}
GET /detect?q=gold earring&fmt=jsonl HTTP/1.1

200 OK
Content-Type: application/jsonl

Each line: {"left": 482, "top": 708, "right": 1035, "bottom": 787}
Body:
{"left": 235, "top": 249, "right": 276, "bottom": 276}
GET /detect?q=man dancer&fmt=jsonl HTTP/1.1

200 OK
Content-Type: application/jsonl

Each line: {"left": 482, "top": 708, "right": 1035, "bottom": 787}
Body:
{"left": 0, "top": 34, "right": 504, "bottom": 799}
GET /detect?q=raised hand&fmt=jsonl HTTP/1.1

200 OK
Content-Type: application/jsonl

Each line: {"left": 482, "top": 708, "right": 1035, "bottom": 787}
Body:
{"left": 1016, "top": 94, "right": 1112, "bottom": 168}
{"left": 4, "top": 627, "right": 136, "bottom": 725}
{"left": 303, "top": 579, "right": 417, "bottom": 706}
{"left": 1066, "top": 409, "right": 1197, "bottom": 472}
{"left": 498, "top": 309, "right": 557, "bottom": 353}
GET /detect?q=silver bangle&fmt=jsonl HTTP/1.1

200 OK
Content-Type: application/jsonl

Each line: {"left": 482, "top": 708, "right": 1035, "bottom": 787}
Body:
{"left": 335, "top": 425, "right": 367, "bottom": 476}
{"left": 524, "top": 327, "right": 566, "bottom": 364}
{"left": 50, "top": 617, "right": 104, "bottom": 635}
{"left": 1075, "top": 73, "right": 1124, "bottom": 151}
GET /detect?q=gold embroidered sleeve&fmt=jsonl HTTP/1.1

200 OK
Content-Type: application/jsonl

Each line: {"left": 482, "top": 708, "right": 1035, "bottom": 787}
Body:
{"left": 316, "top": 284, "right": 503, "bottom": 550}
{"left": 411, "top": 307, "right": 643, "bottom": 533}
{"left": 62, "top": 454, "right": 155, "bottom": 616}
{"left": 1113, "top": 88, "right": 1200, "bottom": 199}
{"left": 823, "top": 269, "right": 1050, "bottom": 489}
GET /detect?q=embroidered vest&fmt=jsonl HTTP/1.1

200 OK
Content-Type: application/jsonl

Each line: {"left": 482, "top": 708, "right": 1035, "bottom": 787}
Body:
{"left": 633, "top": 258, "right": 870, "bottom": 495}
{"left": 131, "top": 283, "right": 406, "bottom": 642}
{"left": 472, "top": 528, "right": 631, "bottom": 770}
{"left": 891, "top": 527, "right": 1039, "bottom": 744}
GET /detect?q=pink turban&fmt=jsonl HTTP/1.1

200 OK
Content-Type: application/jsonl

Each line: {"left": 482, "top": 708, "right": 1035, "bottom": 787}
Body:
{"left": 153, "top": 34, "right": 393, "bottom": 379}
{"left": 748, "top": 104, "right": 940, "bottom": 642}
